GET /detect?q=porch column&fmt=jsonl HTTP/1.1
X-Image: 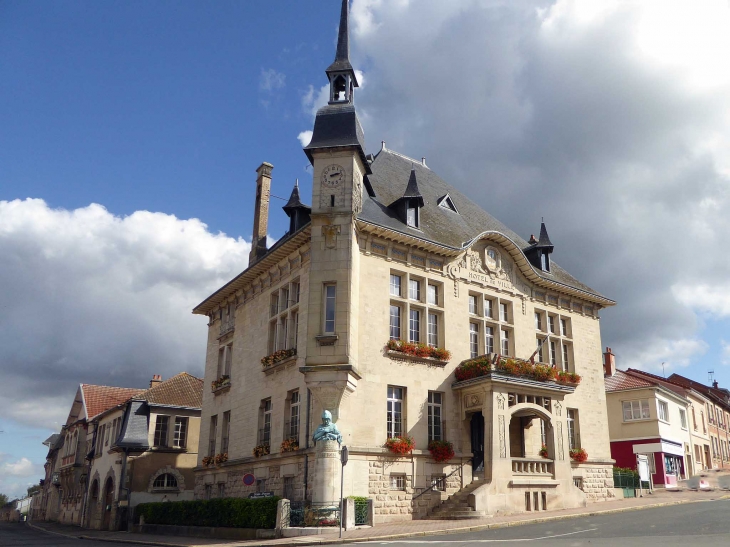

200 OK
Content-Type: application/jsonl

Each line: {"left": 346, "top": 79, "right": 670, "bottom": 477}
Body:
{"left": 489, "top": 390, "right": 512, "bottom": 481}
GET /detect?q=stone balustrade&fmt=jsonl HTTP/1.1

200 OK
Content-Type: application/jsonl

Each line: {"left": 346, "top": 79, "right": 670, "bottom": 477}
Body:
{"left": 511, "top": 457, "right": 554, "bottom": 475}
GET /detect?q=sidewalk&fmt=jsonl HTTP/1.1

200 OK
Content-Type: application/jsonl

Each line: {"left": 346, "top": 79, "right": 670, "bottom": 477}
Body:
{"left": 28, "top": 489, "right": 730, "bottom": 547}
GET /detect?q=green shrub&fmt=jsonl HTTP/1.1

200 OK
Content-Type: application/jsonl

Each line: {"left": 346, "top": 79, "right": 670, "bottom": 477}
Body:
{"left": 135, "top": 497, "right": 280, "bottom": 529}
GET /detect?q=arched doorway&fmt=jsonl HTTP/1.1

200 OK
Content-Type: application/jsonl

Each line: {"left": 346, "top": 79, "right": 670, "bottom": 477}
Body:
{"left": 89, "top": 479, "right": 99, "bottom": 528}
{"left": 102, "top": 477, "right": 114, "bottom": 530}
{"left": 470, "top": 412, "right": 485, "bottom": 471}
{"left": 509, "top": 410, "right": 551, "bottom": 459}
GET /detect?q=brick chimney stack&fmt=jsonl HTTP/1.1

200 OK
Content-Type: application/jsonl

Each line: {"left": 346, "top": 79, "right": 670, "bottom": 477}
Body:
{"left": 149, "top": 374, "right": 162, "bottom": 388}
{"left": 713, "top": 380, "right": 719, "bottom": 389}
{"left": 249, "top": 162, "right": 274, "bottom": 265}
{"left": 603, "top": 347, "right": 616, "bottom": 377}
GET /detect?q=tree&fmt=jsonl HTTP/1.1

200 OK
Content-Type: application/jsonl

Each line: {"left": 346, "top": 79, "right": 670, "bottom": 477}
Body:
{"left": 0, "top": 493, "right": 9, "bottom": 506}
{"left": 27, "top": 484, "right": 41, "bottom": 497}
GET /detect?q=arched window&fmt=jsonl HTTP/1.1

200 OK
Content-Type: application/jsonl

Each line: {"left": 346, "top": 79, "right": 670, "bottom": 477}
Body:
{"left": 152, "top": 473, "right": 178, "bottom": 489}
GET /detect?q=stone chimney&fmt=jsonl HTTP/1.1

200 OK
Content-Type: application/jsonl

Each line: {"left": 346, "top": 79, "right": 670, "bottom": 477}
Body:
{"left": 149, "top": 374, "right": 162, "bottom": 388}
{"left": 249, "top": 162, "right": 273, "bottom": 265}
{"left": 603, "top": 347, "right": 616, "bottom": 377}
{"left": 713, "top": 380, "right": 719, "bottom": 389}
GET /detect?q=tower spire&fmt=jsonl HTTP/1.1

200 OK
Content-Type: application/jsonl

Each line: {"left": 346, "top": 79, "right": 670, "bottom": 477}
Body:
{"left": 325, "top": 0, "right": 359, "bottom": 103}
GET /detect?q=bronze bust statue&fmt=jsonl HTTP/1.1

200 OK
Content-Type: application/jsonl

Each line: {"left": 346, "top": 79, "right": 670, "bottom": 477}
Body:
{"left": 312, "top": 410, "right": 342, "bottom": 445}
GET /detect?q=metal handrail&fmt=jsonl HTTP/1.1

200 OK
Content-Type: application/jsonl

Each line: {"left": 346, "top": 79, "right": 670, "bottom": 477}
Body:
{"left": 411, "top": 459, "right": 470, "bottom": 502}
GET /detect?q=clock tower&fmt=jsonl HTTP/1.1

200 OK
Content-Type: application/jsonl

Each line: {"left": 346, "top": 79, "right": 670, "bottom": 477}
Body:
{"left": 301, "top": 0, "right": 369, "bottom": 424}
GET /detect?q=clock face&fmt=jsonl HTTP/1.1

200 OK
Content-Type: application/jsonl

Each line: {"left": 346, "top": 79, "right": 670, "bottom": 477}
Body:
{"left": 321, "top": 164, "right": 345, "bottom": 188}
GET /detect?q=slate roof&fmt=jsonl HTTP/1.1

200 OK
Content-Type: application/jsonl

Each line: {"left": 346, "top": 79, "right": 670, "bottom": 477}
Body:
{"left": 134, "top": 372, "right": 203, "bottom": 409}
{"left": 604, "top": 370, "right": 654, "bottom": 392}
{"left": 304, "top": 104, "right": 367, "bottom": 166}
{"left": 360, "top": 149, "right": 608, "bottom": 300}
{"left": 326, "top": 0, "right": 357, "bottom": 80}
{"left": 115, "top": 400, "right": 150, "bottom": 451}
{"left": 80, "top": 384, "right": 143, "bottom": 420}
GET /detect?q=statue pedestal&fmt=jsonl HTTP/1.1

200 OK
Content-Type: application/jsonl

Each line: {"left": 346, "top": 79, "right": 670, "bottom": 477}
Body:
{"left": 312, "top": 440, "right": 341, "bottom": 504}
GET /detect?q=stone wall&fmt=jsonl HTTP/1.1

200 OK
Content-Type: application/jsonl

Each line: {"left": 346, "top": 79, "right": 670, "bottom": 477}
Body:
{"left": 573, "top": 464, "right": 615, "bottom": 501}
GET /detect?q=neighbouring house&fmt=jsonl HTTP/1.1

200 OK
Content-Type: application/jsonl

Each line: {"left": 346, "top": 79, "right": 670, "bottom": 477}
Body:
{"left": 604, "top": 358, "right": 692, "bottom": 487}
{"left": 84, "top": 373, "right": 203, "bottom": 531}
{"left": 667, "top": 373, "right": 730, "bottom": 470}
{"left": 49, "top": 384, "right": 143, "bottom": 526}
{"left": 38, "top": 433, "right": 63, "bottom": 522}
{"left": 191, "top": 0, "right": 617, "bottom": 520}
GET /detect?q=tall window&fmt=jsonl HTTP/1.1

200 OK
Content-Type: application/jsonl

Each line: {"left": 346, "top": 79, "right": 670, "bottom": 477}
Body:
{"left": 484, "top": 298, "right": 493, "bottom": 319}
{"left": 173, "top": 417, "right": 188, "bottom": 449}
{"left": 324, "top": 284, "right": 336, "bottom": 334}
{"left": 407, "top": 206, "right": 418, "bottom": 228}
{"left": 154, "top": 415, "right": 169, "bottom": 448}
{"left": 536, "top": 338, "right": 544, "bottom": 363}
{"left": 562, "top": 343, "right": 570, "bottom": 372}
{"left": 658, "top": 400, "right": 669, "bottom": 422}
{"left": 485, "top": 325, "right": 494, "bottom": 354}
{"left": 387, "top": 386, "right": 404, "bottom": 438}
{"left": 409, "top": 279, "right": 421, "bottom": 301}
{"left": 548, "top": 315, "right": 556, "bottom": 334}
{"left": 409, "top": 309, "right": 420, "bottom": 343}
{"left": 390, "top": 274, "right": 402, "bottom": 297}
{"left": 289, "top": 391, "right": 300, "bottom": 439}
{"left": 623, "top": 400, "right": 650, "bottom": 421}
{"left": 501, "top": 329, "right": 510, "bottom": 356}
{"left": 261, "top": 399, "right": 272, "bottom": 446}
{"left": 389, "top": 305, "right": 401, "bottom": 340}
{"left": 427, "top": 313, "right": 438, "bottom": 347}
{"left": 427, "top": 284, "right": 438, "bottom": 305}
{"left": 534, "top": 312, "right": 542, "bottom": 330}
{"left": 269, "top": 279, "right": 301, "bottom": 353}
{"left": 560, "top": 318, "right": 568, "bottom": 337}
{"left": 221, "top": 411, "right": 231, "bottom": 454}
{"left": 217, "top": 343, "right": 232, "bottom": 379}
{"left": 549, "top": 341, "right": 556, "bottom": 366}
{"left": 427, "top": 392, "right": 443, "bottom": 442}
{"left": 499, "top": 302, "right": 508, "bottom": 323}
{"left": 469, "top": 323, "right": 479, "bottom": 358}
{"left": 567, "top": 409, "right": 579, "bottom": 450}
{"left": 469, "top": 295, "right": 478, "bottom": 315}
{"left": 208, "top": 415, "right": 217, "bottom": 457}
{"left": 679, "top": 409, "right": 687, "bottom": 430}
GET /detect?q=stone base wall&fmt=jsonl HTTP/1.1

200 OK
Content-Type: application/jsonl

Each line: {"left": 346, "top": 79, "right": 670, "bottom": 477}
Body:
{"left": 572, "top": 463, "right": 615, "bottom": 501}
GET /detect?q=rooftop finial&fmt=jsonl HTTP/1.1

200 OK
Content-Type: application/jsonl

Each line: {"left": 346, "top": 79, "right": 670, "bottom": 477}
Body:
{"left": 326, "top": 0, "right": 359, "bottom": 101}
{"left": 295, "top": 178, "right": 299, "bottom": 188}
{"left": 335, "top": 0, "right": 350, "bottom": 65}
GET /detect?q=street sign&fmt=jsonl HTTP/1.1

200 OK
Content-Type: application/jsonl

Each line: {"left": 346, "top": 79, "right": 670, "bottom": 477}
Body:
{"left": 341, "top": 445, "right": 349, "bottom": 466}
{"left": 243, "top": 473, "right": 255, "bottom": 486}
{"left": 248, "top": 492, "right": 274, "bottom": 498}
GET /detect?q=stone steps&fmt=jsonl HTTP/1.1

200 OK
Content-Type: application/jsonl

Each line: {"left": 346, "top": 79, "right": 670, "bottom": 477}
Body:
{"left": 426, "top": 480, "right": 488, "bottom": 520}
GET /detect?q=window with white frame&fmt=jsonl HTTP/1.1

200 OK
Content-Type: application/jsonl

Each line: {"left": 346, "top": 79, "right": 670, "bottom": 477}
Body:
{"left": 260, "top": 399, "right": 272, "bottom": 446}
{"left": 567, "top": 409, "right": 579, "bottom": 450}
{"left": 390, "top": 474, "right": 405, "bottom": 490}
{"left": 485, "top": 325, "right": 494, "bottom": 354}
{"left": 470, "top": 323, "right": 479, "bottom": 358}
{"left": 549, "top": 340, "right": 557, "bottom": 366}
{"left": 153, "top": 415, "right": 169, "bottom": 448}
{"left": 217, "top": 343, "right": 232, "bottom": 380}
{"left": 173, "top": 417, "right": 188, "bottom": 449}
{"left": 387, "top": 386, "right": 404, "bottom": 438}
{"left": 560, "top": 318, "right": 569, "bottom": 337}
{"left": 428, "top": 391, "right": 443, "bottom": 442}
{"left": 499, "top": 302, "right": 509, "bottom": 323}
{"left": 153, "top": 473, "right": 178, "bottom": 490}
{"left": 548, "top": 314, "right": 556, "bottom": 334}
{"left": 268, "top": 279, "right": 301, "bottom": 353}
{"left": 427, "top": 313, "right": 439, "bottom": 347}
{"left": 389, "top": 271, "right": 443, "bottom": 347}
{"left": 288, "top": 390, "right": 300, "bottom": 440}
{"left": 390, "top": 274, "right": 402, "bottom": 297}
{"left": 623, "top": 400, "right": 651, "bottom": 421}
{"left": 534, "top": 312, "right": 542, "bottom": 331}
{"left": 469, "top": 294, "right": 478, "bottom": 315}
{"left": 484, "top": 298, "right": 494, "bottom": 319}
{"left": 658, "top": 400, "right": 669, "bottom": 422}
{"left": 221, "top": 411, "right": 231, "bottom": 454}
{"left": 501, "top": 329, "right": 510, "bottom": 356}
{"left": 536, "top": 337, "right": 545, "bottom": 363}
{"left": 323, "top": 283, "right": 336, "bottom": 334}
{"left": 679, "top": 408, "right": 687, "bottom": 430}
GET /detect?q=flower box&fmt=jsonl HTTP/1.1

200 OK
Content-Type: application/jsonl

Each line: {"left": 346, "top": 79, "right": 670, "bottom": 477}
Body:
{"left": 261, "top": 348, "right": 296, "bottom": 368}
{"left": 201, "top": 453, "right": 228, "bottom": 468}
{"left": 570, "top": 448, "right": 588, "bottom": 462}
{"left": 280, "top": 438, "right": 299, "bottom": 453}
{"left": 385, "top": 340, "right": 451, "bottom": 364}
{"left": 539, "top": 444, "right": 548, "bottom": 458}
{"left": 211, "top": 376, "right": 231, "bottom": 392}
{"left": 454, "top": 355, "right": 582, "bottom": 386}
{"left": 428, "top": 440, "right": 455, "bottom": 463}
{"left": 253, "top": 444, "right": 270, "bottom": 458}
{"left": 385, "top": 436, "right": 415, "bottom": 455}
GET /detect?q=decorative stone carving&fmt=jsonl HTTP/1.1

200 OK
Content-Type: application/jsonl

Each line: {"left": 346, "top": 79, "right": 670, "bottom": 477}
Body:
{"left": 496, "top": 393, "right": 505, "bottom": 410}
{"left": 312, "top": 410, "right": 343, "bottom": 445}
{"left": 554, "top": 401, "right": 562, "bottom": 417}
{"left": 557, "top": 421, "right": 564, "bottom": 460}
{"left": 465, "top": 394, "right": 482, "bottom": 409}
{"left": 498, "top": 415, "right": 506, "bottom": 458}
{"left": 468, "top": 250, "right": 484, "bottom": 273}
{"left": 353, "top": 174, "right": 363, "bottom": 215}
{"left": 322, "top": 225, "right": 341, "bottom": 249}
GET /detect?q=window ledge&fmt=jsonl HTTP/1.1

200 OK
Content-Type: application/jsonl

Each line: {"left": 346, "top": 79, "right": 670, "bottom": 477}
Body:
{"left": 386, "top": 350, "right": 448, "bottom": 367}
{"left": 262, "top": 354, "right": 298, "bottom": 376}
{"left": 212, "top": 383, "right": 231, "bottom": 395}
{"left": 316, "top": 334, "right": 338, "bottom": 346}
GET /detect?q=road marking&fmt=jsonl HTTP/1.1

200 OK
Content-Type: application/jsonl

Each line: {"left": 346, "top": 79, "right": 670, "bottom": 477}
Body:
{"left": 355, "top": 527, "right": 598, "bottom": 543}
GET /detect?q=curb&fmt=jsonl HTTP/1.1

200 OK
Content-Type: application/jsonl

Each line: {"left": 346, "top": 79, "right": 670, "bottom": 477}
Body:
{"left": 26, "top": 495, "right": 730, "bottom": 547}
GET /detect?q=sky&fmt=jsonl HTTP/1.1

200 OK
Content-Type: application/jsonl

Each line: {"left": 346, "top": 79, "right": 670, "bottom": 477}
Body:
{"left": 2, "top": 0, "right": 730, "bottom": 499}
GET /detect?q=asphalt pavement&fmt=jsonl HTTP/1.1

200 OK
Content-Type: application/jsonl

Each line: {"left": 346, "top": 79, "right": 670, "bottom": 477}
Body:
{"left": 348, "top": 499, "right": 730, "bottom": 546}
{"left": 0, "top": 522, "right": 131, "bottom": 547}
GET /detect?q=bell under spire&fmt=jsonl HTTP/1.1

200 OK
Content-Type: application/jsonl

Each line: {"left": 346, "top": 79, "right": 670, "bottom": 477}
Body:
{"left": 325, "top": 0, "right": 359, "bottom": 103}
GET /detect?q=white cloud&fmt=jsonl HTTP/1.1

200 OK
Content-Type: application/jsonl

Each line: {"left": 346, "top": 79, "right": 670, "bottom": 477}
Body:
{"left": 348, "top": 0, "right": 730, "bottom": 376}
{"left": 259, "top": 68, "right": 286, "bottom": 92}
{"left": 1, "top": 457, "right": 38, "bottom": 478}
{"left": 297, "top": 130, "right": 313, "bottom": 147}
{"left": 0, "top": 199, "right": 251, "bottom": 430}
{"left": 721, "top": 341, "right": 730, "bottom": 366}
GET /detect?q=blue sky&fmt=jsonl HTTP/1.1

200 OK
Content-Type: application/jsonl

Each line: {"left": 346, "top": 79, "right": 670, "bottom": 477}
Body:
{"left": 3, "top": 0, "right": 730, "bottom": 499}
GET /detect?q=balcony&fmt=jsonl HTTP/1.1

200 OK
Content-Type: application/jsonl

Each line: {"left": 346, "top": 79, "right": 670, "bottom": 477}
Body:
{"left": 512, "top": 457, "right": 554, "bottom": 476}
{"left": 219, "top": 318, "right": 235, "bottom": 337}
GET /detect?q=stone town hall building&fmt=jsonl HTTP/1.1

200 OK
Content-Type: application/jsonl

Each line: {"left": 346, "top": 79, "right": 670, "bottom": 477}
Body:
{"left": 193, "top": 0, "right": 616, "bottom": 520}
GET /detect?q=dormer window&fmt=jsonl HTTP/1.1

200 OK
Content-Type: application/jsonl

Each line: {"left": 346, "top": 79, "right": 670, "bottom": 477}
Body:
{"left": 407, "top": 205, "right": 419, "bottom": 228}
{"left": 540, "top": 252, "right": 550, "bottom": 272}
{"left": 437, "top": 194, "right": 458, "bottom": 214}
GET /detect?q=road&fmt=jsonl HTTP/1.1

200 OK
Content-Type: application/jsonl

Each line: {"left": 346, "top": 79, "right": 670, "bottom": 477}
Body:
{"left": 349, "top": 499, "right": 730, "bottom": 547}
{"left": 0, "top": 523, "right": 131, "bottom": 547}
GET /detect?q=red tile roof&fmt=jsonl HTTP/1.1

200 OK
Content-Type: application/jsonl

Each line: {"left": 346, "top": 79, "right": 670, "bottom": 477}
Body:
{"left": 81, "top": 385, "right": 144, "bottom": 420}
{"left": 135, "top": 372, "right": 203, "bottom": 409}
{"left": 604, "top": 370, "right": 654, "bottom": 392}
